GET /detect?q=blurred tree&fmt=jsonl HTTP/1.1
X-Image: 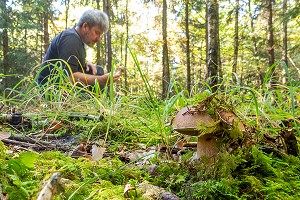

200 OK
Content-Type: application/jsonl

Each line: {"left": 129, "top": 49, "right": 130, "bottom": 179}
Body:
{"left": 104, "top": 0, "right": 112, "bottom": 72}
{"left": 206, "top": 0, "right": 219, "bottom": 91}
{"left": 281, "top": 0, "right": 287, "bottom": 84}
{"left": 232, "top": 0, "right": 239, "bottom": 84}
{"left": 185, "top": 0, "right": 191, "bottom": 94}
{"left": 162, "top": 0, "right": 170, "bottom": 99}
{"left": 1, "top": 0, "right": 9, "bottom": 90}
{"left": 266, "top": 0, "right": 275, "bottom": 76}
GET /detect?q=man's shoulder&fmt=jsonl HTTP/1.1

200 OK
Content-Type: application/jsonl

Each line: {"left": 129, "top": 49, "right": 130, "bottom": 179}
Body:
{"left": 61, "top": 28, "right": 79, "bottom": 39}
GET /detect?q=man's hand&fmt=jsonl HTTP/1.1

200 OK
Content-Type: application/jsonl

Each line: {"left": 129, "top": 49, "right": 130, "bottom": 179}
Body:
{"left": 113, "top": 66, "right": 126, "bottom": 80}
{"left": 85, "top": 62, "right": 97, "bottom": 75}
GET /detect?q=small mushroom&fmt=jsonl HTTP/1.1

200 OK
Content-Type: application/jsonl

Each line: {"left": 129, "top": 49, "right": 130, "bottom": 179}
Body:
{"left": 173, "top": 106, "right": 218, "bottom": 159}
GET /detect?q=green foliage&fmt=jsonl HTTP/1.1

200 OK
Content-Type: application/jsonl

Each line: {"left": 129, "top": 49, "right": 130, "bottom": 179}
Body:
{"left": 0, "top": 141, "right": 6, "bottom": 160}
{"left": 0, "top": 50, "right": 300, "bottom": 199}
{"left": 192, "top": 178, "right": 240, "bottom": 200}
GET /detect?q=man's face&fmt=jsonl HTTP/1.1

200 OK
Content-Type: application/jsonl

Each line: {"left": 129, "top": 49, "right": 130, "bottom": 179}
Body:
{"left": 82, "top": 23, "right": 103, "bottom": 47}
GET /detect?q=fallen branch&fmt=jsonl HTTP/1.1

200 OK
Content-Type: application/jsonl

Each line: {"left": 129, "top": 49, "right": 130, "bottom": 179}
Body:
{"left": 2, "top": 138, "right": 37, "bottom": 148}
{"left": 37, "top": 172, "right": 63, "bottom": 200}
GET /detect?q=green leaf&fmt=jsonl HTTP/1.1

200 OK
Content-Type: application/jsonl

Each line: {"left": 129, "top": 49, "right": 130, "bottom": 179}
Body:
{"left": 19, "top": 152, "right": 39, "bottom": 168}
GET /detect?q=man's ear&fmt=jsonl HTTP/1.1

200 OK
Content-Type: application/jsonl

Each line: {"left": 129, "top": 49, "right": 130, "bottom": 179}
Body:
{"left": 82, "top": 22, "right": 89, "bottom": 31}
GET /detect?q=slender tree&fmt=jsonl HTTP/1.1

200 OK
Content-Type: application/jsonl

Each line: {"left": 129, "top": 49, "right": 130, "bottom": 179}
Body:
{"left": 267, "top": 0, "right": 275, "bottom": 74}
{"left": 124, "top": 0, "right": 129, "bottom": 93}
{"left": 185, "top": 0, "right": 191, "bottom": 94}
{"left": 96, "top": 0, "right": 103, "bottom": 66}
{"left": 232, "top": 0, "right": 239, "bottom": 83}
{"left": 43, "top": 11, "right": 50, "bottom": 54}
{"left": 64, "top": 0, "right": 70, "bottom": 29}
{"left": 248, "top": 0, "right": 257, "bottom": 55}
{"left": 1, "top": 0, "right": 9, "bottom": 90}
{"left": 162, "top": 0, "right": 170, "bottom": 99}
{"left": 282, "top": 0, "right": 288, "bottom": 84}
{"left": 206, "top": 0, "right": 219, "bottom": 91}
{"left": 248, "top": 0, "right": 263, "bottom": 85}
{"left": 104, "top": 0, "right": 112, "bottom": 72}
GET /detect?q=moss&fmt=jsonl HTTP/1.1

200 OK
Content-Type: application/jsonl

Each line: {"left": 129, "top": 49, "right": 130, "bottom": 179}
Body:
{"left": 0, "top": 141, "right": 6, "bottom": 160}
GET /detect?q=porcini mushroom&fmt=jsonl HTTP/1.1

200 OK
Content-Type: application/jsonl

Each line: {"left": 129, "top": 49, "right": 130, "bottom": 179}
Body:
{"left": 173, "top": 105, "right": 219, "bottom": 159}
{"left": 116, "top": 66, "right": 126, "bottom": 75}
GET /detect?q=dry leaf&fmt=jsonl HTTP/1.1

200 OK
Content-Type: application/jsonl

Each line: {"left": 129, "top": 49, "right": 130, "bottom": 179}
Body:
{"left": 123, "top": 183, "right": 136, "bottom": 198}
{"left": 71, "top": 143, "right": 88, "bottom": 158}
{"left": 176, "top": 140, "right": 184, "bottom": 150}
{"left": 218, "top": 110, "right": 245, "bottom": 131}
{"left": 44, "top": 121, "right": 64, "bottom": 134}
{"left": 91, "top": 145, "right": 106, "bottom": 161}
{"left": 0, "top": 132, "right": 11, "bottom": 140}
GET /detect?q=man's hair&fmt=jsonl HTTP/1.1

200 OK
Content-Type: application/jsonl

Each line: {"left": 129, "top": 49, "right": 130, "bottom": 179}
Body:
{"left": 77, "top": 10, "right": 109, "bottom": 33}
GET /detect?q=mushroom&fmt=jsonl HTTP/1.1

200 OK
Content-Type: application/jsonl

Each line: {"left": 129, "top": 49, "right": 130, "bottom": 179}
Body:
{"left": 115, "top": 66, "right": 126, "bottom": 76}
{"left": 173, "top": 105, "right": 218, "bottom": 159}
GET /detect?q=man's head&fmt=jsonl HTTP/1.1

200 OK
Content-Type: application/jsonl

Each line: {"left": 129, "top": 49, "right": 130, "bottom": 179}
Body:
{"left": 76, "top": 10, "right": 109, "bottom": 47}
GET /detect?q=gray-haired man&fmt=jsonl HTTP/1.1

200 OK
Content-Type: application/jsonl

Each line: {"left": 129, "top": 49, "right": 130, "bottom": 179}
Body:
{"left": 37, "top": 10, "right": 123, "bottom": 87}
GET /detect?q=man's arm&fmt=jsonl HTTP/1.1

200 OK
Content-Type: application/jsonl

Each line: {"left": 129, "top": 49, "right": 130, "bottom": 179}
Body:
{"left": 72, "top": 71, "right": 121, "bottom": 85}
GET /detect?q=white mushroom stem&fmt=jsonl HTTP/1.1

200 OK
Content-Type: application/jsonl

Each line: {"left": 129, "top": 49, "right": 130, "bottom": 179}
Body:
{"left": 197, "top": 133, "right": 217, "bottom": 159}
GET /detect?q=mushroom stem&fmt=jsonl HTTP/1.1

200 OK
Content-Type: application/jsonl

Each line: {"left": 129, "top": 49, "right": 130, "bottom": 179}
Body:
{"left": 197, "top": 134, "right": 217, "bottom": 159}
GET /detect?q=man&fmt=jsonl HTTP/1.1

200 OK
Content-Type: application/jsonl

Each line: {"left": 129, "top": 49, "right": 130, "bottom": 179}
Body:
{"left": 37, "top": 9, "right": 123, "bottom": 87}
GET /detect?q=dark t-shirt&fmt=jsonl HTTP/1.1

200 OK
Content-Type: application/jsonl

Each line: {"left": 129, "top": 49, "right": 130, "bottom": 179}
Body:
{"left": 37, "top": 28, "right": 87, "bottom": 85}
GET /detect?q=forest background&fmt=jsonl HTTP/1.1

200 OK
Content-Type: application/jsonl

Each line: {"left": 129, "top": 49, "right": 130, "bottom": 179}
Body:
{"left": 1, "top": 0, "right": 300, "bottom": 96}
{"left": 1, "top": 0, "right": 300, "bottom": 199}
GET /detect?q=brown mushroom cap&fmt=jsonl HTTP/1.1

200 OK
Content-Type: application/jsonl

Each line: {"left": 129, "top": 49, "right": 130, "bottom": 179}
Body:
{"left": 118, "top": 66, "right": 126, "bottom": 72}
{"left": 173, "top": 106, "right": 215, "bottom": 136}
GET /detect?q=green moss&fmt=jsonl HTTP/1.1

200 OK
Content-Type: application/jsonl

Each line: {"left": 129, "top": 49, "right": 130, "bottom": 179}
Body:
{"left": 0, "top": 141, "right": 6, "bottom": 160}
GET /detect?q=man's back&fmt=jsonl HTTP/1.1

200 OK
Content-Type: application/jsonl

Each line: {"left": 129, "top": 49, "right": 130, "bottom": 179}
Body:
{"left": 37, "top": 28, "right": 86, "bottom": 85}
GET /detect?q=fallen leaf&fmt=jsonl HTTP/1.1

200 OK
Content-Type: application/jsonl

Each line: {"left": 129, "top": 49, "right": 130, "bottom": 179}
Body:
{"left": 176, "top": 140, "right": 184, "bottom": 150}
{"left": 91, "top": 145, "right": 106, "bottom": 161}
{"left": 124, "top": 183, "right": 136, "bottom": 198}
{"left": 218, "top": 110, "right": 245, "bottom": 131}
{"left": 71, "top": 143, "right": 88, "bottom": 158}
{"left": 0, "top": 132, "right": 11, "bottom": 140}
{"left": 44, "top": 121, "right": 64, "bottom": 134}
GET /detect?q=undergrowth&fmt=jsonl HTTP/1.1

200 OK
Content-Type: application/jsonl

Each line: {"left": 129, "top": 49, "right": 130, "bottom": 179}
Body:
{"left": 0, "top": 61, "right": 299, "bottom": 199}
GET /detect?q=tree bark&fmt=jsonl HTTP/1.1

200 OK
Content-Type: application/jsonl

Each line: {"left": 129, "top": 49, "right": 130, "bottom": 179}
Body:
{"left": 282, "top": 0, "right": 288, "bottom": 84}
{"left": 185, "top": 0, "right": 191, "bottom": 94}
{"left": 96, "top": 0, "right": 102, "bottom": 66}
{"left": 104, "top": 0, "right": 112, "bottom": 72}
{"left": 43, "top": 11, "right": 50, "bottom": 54}
{"left": 267, "top": 0, "right": 275, "bottom": 75}
{"left": 206, "top": 0, "right": 219, "bottom": 92}
{"left": 248, "top": 0, "right": 257, "bottom": 55}
{"left": 124, "top": 0, "right": 129, "bottom": 94}
{"left": 162, "top": 0, "right": 170, "bottom": 99}
{"left": 1, "top": 0, "right": 9, "bottom": 90}
{"left": 64, "top": 0, "right": 70, "bottom": 29}
{"left": 232, "top": 0, "right": 239, "bottom": 84}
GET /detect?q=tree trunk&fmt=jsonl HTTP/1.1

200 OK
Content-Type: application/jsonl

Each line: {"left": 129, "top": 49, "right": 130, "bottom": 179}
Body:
{"left": 96, "top": 0, "right": 102, "bottom": 66}
{"left": 1, "top": 0, "right": 9, "bottom": 90}
{"left": 248, "top": 0, "right": 257, "bottom": 55}
{"left": 64, "top": 0, "right": 70, "bottom": 29}
{"left": 104, "top": 0, "right": 112, "bottom": 72}
{"left": 124, "top": 0, "right": 129, "bottom": 94}
{"left": 232, "top": 0, "right": 239, "bottom": 84}
{"left": 267, "top": 0, "right": 275, "bottom": 75}
{"left": 206, "top": 0, "right": 219, "bottom": 92}
{"left": 162, "top": 0, "right": 170, "bottom": 99}
{"left": 43, "top": 11, "right": 50, "bottom": 54}
{"left": 185, "top": 0, "right": 191, "bottom": 95}
{"left": 282, "top": 0, "right": 288, "bottom": 84}
{"left": 2, "top": 28, "right": 9, "bottom": 90}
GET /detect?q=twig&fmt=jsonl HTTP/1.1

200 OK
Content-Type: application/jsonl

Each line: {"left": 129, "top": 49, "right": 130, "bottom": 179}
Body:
{"left": 2, "top": 139, "right": 37, "bottom": 148}
{"left": 84, "top": 189, "right": 99, "bottom": 200}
